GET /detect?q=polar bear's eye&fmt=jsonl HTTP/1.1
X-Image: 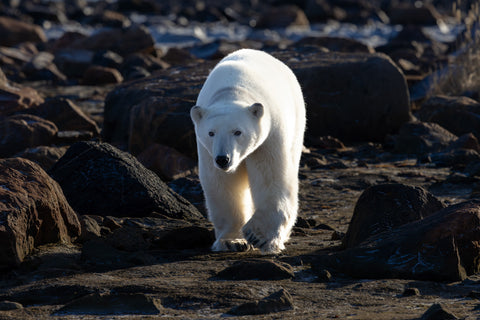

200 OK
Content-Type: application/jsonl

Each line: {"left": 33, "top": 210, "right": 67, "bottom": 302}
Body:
{"left": 234, "top": 130, "right": 242, "bottom": 136}
{"left": 208, "top": 131, "right": 215, "bottom": 137}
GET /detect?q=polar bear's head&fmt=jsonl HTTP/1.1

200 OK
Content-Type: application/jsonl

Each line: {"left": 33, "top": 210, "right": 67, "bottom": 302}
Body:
{"left": 190, "top": 103, "right": 265, "bottom": 173}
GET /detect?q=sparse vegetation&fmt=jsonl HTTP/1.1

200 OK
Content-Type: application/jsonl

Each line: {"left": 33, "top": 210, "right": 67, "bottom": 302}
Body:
{"left": 429, "top": 0, "right": 480, "bottom": 98}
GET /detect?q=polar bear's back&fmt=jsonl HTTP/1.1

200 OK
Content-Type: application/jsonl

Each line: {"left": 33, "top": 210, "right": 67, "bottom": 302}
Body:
{"left": 197, "top": 49, "right": 304, "bottom": 126}
{"left": 197, "top": 49, "right": 306, "bottom": 152}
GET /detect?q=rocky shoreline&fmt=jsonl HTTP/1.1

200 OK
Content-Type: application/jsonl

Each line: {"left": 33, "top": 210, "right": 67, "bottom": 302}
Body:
{"left": 1, "top": 0, "right": 480, "bottom": 319}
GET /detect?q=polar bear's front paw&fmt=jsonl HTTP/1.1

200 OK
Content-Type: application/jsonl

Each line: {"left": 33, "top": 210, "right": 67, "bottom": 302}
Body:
{"left": 212, "top": 239, "right": 253, "bottom": 252}
{"left": 243, "top": 227, "right": 282, "bottom": 254}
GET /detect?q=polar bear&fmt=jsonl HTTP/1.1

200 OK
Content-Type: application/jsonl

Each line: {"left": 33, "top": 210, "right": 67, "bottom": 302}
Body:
{"left": 190, "top": 49, "right": 306, "bottom": 253}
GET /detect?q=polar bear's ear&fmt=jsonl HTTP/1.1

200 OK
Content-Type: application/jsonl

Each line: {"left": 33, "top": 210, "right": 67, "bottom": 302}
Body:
{"left": 190, "top": 105, "right": 203, "bottom": 122}
{"left": 249, "top": 103, "right": 263, "bottom": 119}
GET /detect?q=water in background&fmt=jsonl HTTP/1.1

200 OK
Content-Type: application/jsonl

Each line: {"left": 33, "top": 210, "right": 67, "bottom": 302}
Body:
{"left": 44, "top": 11, "right": 465, "bottom": 52}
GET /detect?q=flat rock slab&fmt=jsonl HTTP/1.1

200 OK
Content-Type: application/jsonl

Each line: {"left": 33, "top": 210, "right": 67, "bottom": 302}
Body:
{"left": 49, "top": 141, "right": 203, "bottom": 220}
{"left": 215, "top": 259, "right": 294, "bottom": 280}
{"left": 55, "top": 292, "right": 162, "bottom": 315}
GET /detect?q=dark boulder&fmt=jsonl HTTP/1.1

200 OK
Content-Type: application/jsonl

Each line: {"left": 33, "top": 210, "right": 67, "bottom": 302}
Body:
{"left": 343, "top": 183, "right": 445, "bottom": 248}
{"left": 49, "top": 141, "right": 203, "bottom": 220}
{"left": 67, "top": 25, "right": 155, "bottom": 56}
{"left": 26, "top": 97, "right": 100, "bottom": 135}
{"left": 417, "top": 95, "right": 480, "bottom": 140}
{"left": 387, "top": 121, "right": 458, "bottom": 155}
{"left": 14, "top": 146, "right": 68, "bottom": 171}
{"left": 282, "top": 50, "right": 411, "bottom": 142}
{"left": 103, "top": 60, "right": 215, "bottom": 157}
{"left": 314, "top": 200, "right": 480, "bottom": 281}
{"left": 294, "top": 36, "right": 374, "bottom": 53}
{"left": 0, "top": 16, "right": 46, "bottom": 47}
{"left": 255, "top": 5, "right": 309, "bottom": 29}
{"left": 0, "top": 114, "right": 58, "bottom": 158}
{"left": 81, "top": 65, "right": 124, "bottom": 85}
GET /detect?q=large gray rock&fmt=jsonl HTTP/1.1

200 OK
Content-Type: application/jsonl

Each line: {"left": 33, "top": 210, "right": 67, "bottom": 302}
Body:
{"left": 0, "top": 158, "right": 81, "bottom": 268}
{"left": 49, "top": 141, "right": 203, "bottom": 220}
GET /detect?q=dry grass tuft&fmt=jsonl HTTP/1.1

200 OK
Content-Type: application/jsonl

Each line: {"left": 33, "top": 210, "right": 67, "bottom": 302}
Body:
{"left": 428, "top": 0, "right": 480, "bottom": 98}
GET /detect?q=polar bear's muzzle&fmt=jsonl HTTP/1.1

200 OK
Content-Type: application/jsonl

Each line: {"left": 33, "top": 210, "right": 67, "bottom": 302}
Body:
{"left": 215, "top": 155, "right": 231, "bottom": 170}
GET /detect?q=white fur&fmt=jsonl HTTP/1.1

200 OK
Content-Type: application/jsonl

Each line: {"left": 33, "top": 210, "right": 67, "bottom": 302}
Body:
{"left": 190, "top": 49, "right": 306, "bottom": 253}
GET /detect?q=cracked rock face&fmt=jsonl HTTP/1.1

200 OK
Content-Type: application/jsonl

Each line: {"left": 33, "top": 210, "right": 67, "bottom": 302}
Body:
{"left": 0, "top": 158, "right": 80, "bottom": 268}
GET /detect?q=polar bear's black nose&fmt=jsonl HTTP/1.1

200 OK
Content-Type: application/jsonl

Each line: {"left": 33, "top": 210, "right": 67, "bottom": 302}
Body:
{"left": 215, "top": 155, "right": 230, "bottom": 169}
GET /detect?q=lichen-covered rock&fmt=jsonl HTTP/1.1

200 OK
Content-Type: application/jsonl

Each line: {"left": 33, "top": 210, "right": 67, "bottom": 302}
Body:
{"left": 0, "top": 158, "right": 81, "bottom": 268}
{"left": 49, "top": 141, "right": 203, "bottom": 220}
